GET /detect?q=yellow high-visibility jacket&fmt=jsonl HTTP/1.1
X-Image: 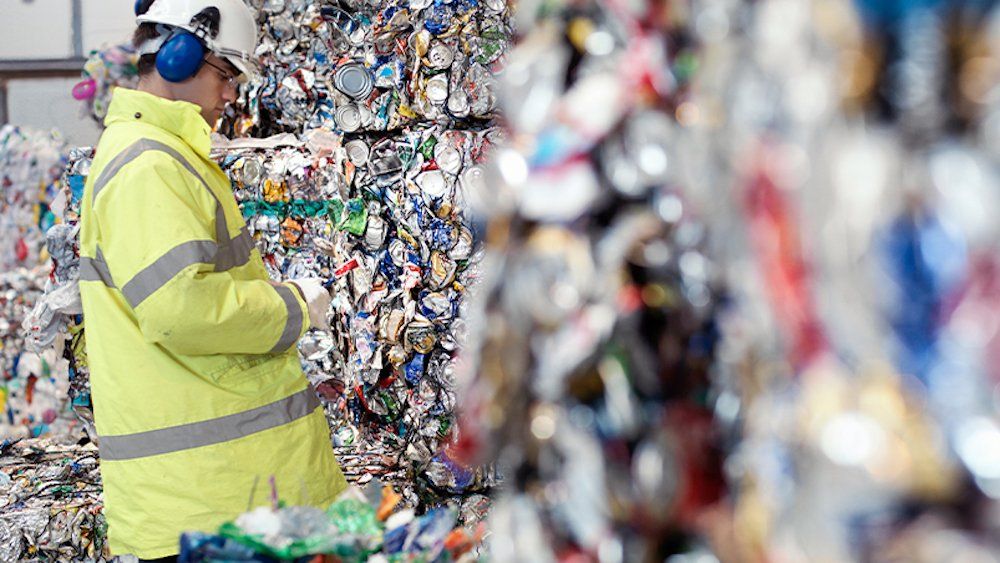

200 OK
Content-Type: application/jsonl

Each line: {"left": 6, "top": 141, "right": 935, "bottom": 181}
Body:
{"left": 78, "top": 88, "right": 346, "bottom": 558}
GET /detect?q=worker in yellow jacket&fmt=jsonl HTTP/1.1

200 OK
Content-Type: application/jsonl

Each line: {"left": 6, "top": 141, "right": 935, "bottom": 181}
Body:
{"left": 78, "top": 1, "right": 346, "bottom": 559}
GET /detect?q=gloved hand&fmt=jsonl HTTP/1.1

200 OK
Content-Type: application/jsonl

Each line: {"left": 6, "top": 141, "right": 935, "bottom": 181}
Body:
{"left": 288, "top": 278, "right": 331, "bottom": 331}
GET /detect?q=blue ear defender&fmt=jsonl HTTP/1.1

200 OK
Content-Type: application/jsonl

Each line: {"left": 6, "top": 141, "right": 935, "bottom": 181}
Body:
{"left": 136, "top": 5, "right": 221, "bottom": 83}
{"left": 155, "top": 31, "right": 207, "bottom": 83}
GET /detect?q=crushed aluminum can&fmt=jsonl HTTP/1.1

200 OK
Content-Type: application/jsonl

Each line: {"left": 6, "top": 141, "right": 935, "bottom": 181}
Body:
{"left": 434, "top": 142, "right": 463, "bottom": 175}
{"left": 447, "top": 89, "right": 471, "bottom": 118}
{"left": 370, "top": 145, "right": 404, "bottom": 177}
{"left": 426, "top": 41, "right": 455, "bottom": 70}
{"left": 335, "top": 103, "right": 363, "bottom": 133}
{"left": 345, "top": 139, "right": 370, "bottom": 167}
{"left": 404, "top": 317, "right": 438, "bottom": 355}
{"left": 425, "top": 74, "right": 450, "bottom": 104}
{"left": 428, "top": 251, "right": 458, "bottom": 289}
{"left": 417, "top": 169, "right": 449, "bottom": 199}
{"left": 451, "top": 226, "right": 475, "bottom": 261}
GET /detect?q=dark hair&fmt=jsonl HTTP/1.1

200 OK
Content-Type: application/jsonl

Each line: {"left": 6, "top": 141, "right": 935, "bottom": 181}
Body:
{"left": 132, "top": 22, "right": 161, "bottom": 77}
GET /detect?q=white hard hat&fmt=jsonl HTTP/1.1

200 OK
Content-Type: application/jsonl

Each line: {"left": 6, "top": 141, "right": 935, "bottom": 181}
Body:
{"left": 137, "top": 0, "right": 260, "bottom": 80}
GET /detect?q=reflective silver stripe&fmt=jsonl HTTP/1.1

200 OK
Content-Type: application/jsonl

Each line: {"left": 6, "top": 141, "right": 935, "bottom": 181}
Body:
{"left": 270, "top": 284, "right": 303, "bottom": 353}
{"left": 92, "top": 138, "right": 230, "bottom": 244}
{"left": 98, "top": 228, "right": 254, "bottom": 307}
{"left": 98, "top": 387, "right": 321, "bottom": 461}
{"left": 122, "top": 240, "right": 217, "bottom": 308}
{"left": 91, "top": 139, "right": 156, "bottom": 201}
{"left": 79, "top": 247, "right": 116, "bottom": 287}
{"left": 214, "top": 226, "right": 254, "bottom": 272}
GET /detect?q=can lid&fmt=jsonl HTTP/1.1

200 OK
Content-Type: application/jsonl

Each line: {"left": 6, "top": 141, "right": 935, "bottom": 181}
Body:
{"left": 334, "top": 63, "right": 374, "bottom": 100}
{"left": 426, "top": 42, "right": 454, "bottom": 69}
{"left": 345, "top": 139, "right": 371, "bottom": 166}
{"left": 336, "top": 103, "right": 363, "bottom": 132}
{"left": 461, "top": 164, "right": 486, "bottom": 193}
{"left": 426, "top": 74, "right": 449, "bottom": 103}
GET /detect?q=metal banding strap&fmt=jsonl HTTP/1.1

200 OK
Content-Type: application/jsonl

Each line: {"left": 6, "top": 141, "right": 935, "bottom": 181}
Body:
{"left": 270, "top": 284, "right": 303, "bottom": 353}
{"left": 92, "top": 138, "right": 229, "bottom": 244}
{"left": 98, "top": 387, "right": 321, "bottom": 461}
{"left": 121, "top": 239, "right": 217, "bottom": 308}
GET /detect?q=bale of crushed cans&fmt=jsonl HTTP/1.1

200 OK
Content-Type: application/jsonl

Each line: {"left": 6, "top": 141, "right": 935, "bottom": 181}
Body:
{"left": 218, "top": 0, "right": 508, "bottom": 138}
{"left": 0, "top": 125, "right": 67, "bottom": 273}
{"left": 217, "top": 126, "right": 498, "bottom": 500}
{"left": 0, "top": 436, "right": 107, "bottom": 561}
{"left": 0, "top": 127, "right": 78, "bottom": 439}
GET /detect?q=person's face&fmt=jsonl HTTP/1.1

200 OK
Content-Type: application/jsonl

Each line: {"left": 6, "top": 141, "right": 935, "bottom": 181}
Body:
{"left": 173, "top": 53, "right": 239, "bottom": 127}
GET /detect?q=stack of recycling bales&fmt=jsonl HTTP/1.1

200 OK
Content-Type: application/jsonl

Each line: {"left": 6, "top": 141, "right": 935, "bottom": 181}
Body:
{"left": 0, "top": 131, "right": 98, "bottom": 559}
{"left": 0, "top": 125, "right": 66, "bottom": 274}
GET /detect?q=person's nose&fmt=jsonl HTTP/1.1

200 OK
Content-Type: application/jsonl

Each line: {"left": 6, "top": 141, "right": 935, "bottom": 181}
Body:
{"left": 222, "top": 83, "right": 238, "bottom": 104}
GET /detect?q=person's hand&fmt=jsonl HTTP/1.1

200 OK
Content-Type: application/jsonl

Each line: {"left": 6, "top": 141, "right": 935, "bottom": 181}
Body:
{"left": 288, "top": 278, "right": 331, "bottom": 331}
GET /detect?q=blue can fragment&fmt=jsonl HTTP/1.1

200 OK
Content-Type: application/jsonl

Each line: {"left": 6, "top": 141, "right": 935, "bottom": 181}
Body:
{"left": 404, "top": 353, "right": 427, "bottom": 385}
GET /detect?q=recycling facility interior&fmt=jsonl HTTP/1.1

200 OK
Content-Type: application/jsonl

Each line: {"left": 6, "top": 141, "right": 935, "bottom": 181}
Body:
{"left": 2, "top": 0, "right": 1000, "bottom": 561}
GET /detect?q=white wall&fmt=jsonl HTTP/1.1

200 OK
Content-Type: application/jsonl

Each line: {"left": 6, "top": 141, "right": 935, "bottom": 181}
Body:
{"left": 82, "top": 0, "right": 137, "bottom": 54}
{"left": 1, "top": 0, "right": 136, "bottom": 147}
{"left": 0, "top": 0, "right": 74, "bottom": 59}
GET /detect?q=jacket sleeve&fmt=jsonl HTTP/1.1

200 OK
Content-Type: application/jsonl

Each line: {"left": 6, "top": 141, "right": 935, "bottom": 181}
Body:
{"left": 94, "top": 152, "right": 309, "bottom": 356}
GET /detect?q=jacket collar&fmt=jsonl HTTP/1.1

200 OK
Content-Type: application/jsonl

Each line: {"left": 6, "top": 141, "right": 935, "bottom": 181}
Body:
{"left": 104, "top": 88, "right": 213, "bottom": 158}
